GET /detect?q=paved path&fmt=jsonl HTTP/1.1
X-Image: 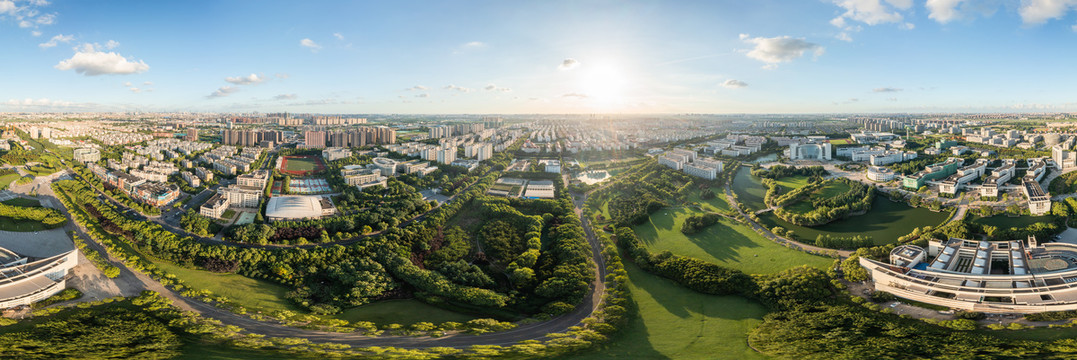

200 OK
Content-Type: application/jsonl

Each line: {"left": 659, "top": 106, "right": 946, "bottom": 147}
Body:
{"left": 47, "top": 167, "right": 611, "bottom": 349}
{"left": 725, "top": 184, "right": 852, "bottom": 257}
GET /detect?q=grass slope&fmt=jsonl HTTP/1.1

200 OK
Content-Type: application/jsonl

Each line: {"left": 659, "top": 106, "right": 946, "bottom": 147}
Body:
{"left": 335, "top": 299, "right": 479, "bottom": 325}
{"left": 970, "top": 215, "right": 1055, "bottom": 229}
{"left": 634, "top": 207, "right": 832, "bottom": 274}
{"left": 0, "top": 173, "right": 19, "bottom": 191}
{"left": 562, "top": 261, "right": 768, "bottom": 360}
{"left": 149, "top": 258, "right": 299, "bottom": 314}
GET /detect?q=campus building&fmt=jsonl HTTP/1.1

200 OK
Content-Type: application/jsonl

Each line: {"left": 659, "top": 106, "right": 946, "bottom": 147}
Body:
{"left": 219, "top": 184, "right": 262, "bottom": 208}
{"left": 1023, "top": 159, "right": 1051, "bottom": 216}
{"left": 788, "top": 142, "right": 832, "bottom": 160}
{"left": 902, "top": 158, "right": 963, "bottom": 190}
{"left": 860, "top": 238, "right": 1077, "bottom": 313}
{"left": 938, "top": 159, "right": 988, "bottom": 195}
{"left": 0, "top": 248, "right": 77, "bottom": 309}
{"left": 72, "top": 147, "right": 100, "bottom": 163}
{"left": 866, "top": 166, "right": 896, "bottom": 182}
{"left": 980, "top": 161, "right": 1016, "bottom": 198}
{"left": 341, "top": 165, "right": 388, "bottom": 190}
{"left": 265, "top": 195, "right": 336, "bottom": 222}
{"left": 236, "top": 170, "right": 270, "bottom": 189}
{"left": 200, "top": 194, "right": 229, "bottom": 219}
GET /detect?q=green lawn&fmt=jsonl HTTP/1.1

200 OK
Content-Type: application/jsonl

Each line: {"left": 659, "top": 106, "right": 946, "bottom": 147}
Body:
{"left": 1, "top": 197, "right": 41, "bottom": 207}
{"left": 979, "top": 326, "right": 1077, "bottom": 342}
{"left": 0, "top": 173, "right": 19, "bottom": 190}
{"left": 221, "top": 209, "right": 236, "bottom": 220}
{"left": 335, "top": 299, "right": 479, "bottom": 326}
{"left": 562, "top": 260, "right": 768, "bottom": 360}
{"left": 0, "top": 216, "right": 49, "bottom": 232}
{"left": 757, "top": 197, "right": 951, "bottom": 246}
{"left": 149, "top": 258, "right": 300, "bottom": 314}
{"left": 815, "top": 180, "right": 851, "bottom": 199}
{"left": 283, "top": 157, "right": 319, "bottom": 172}
{"left": 633, "top": 207, "right": 833, "bottom": 274}
{"left": 25, "top": 165, "right": 59, "bottom": 177}
{"left": 970, "top": 215, "right": 1056, "bottom": 229}
{"left": 686, "top": 189, "right": 731, "bottom": 213}
{"left": 829, "top": 139, "right": 851, "bottom": 145}
{"left": 775, "top": 175, "right": 810, "bottom": 192}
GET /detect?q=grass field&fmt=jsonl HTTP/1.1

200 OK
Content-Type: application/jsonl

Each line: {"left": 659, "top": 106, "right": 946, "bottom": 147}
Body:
{"left": 785, "top": 180, "right": 851, "bottom": 215}
{"left": 633, "top": 207, "right": 833, "bottom": 274}
{"left": 221, "top": 209, "right": 236, "bottom": 220}
{"left": 685, "top": 189, "right": 732, "bottom": 213}
{"left": 282, "top": 156, "right": 321, "bottom": 172}
{"left": 829, "top": 139, "right": 851, "bottom": 145}
{"left": 149, "top": 258, "right": 300, "bottom": 314}
{"left": 1, "top": 197, "right": 41, "bottom": 207}
{"left": 0, "top": 216, "right": 49, "bottom": 232}
{"left": 970, "top": 215, "right": 1056, "bottom": 229}
{"left": 562, "top": 260, "right": 768, "bottom": 360}
{"left": 758, "top": 197, "right": 951, "bottom": 246}
{"left": 774, "top": 175, "right": 811, "bottom": 192}
{"left": 0, "top": 173, "right": 19, "bottom": 190}
{"left": 335, "top": 299, "right": 479, "bottom": 326}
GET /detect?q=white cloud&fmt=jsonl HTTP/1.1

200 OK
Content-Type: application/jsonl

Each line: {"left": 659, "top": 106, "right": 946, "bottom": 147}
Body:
{"left": 273, "top": 94, "right": 298, "bottom": 100}
{"left": 562, "top": 92, "right": 589, "bottom": 99}
{"left": 143, "top": 81, "right": 153, "bottom": 86}
{"left": 415, "top": 93, "right": 429, "bottom": 98}
{"left": 885, "top": 0, "right": 913, "bottom": 9}
{"left": 1073, "top": 23, "right": 1077, "bottom": 31}
{"left": 38, "top": 33, "right": 72, "bottom": 48}
{"left": 2, "top": 98, "right": 87, "bottom": 111}
{"left": 873, "top": 87, "right": 903, "bottom": 92}
{"left": 0, "top": 1, "right": 15, "bottom": 14}
{"left": 31, "top": 30, "right": 42, "bottom": 36}
{"left": 333, "top": 33, "right": 345, "bottom": 40}
{"left": 484, "top": 84, "right": 511, "bottom": 92}
{"left": 739, "top": 34, "right": 824, "bottom": 68}
{"left": 55, "top": 45, "right": 150, "bottom": 76}
{"left": 207, "top": 86, "right": 238, "bottom": 99}
{"left": 35, "top": 13, "right": 54, "bottom": 25}
{"left": 300, "top": 38, "right": 321, "bottom": 52}
{"left": 1020, "top": 0, "right": 1077, "bottom": 25}
{"left": 275, "top": 73, "right": 290, "bottom": 79}
{"left": 831, "top": 0, "right": 905, "bottom": 25}
{"left": 830, "top": 16, "right": 847, "bottom": 28}
{"left": 462, "top": 41, "right": 486, "bottom": 48}
{"left": 123, "top": 82, "right": 132, "bottom": 87}
{"left": 129, "top": 87, "right": 141, "bottom": 93}
{"left": 224, "top": 73, "right": 265, "bottom": 85}
{"left": 105, "top": 40, "right": 119, "bottom": 49}
{"left": 407, "top": 85, "right": 427, "bottom": 91}
{"left": 721, "top": 79, "right": 748, "bottom": 88}
{"left": 836, "top": 32, "right": 853, "bottom": 41}
{"left": 926, "top": 0, "right": 967, "bottom": 23}
{"left": 558, "top": 58, "right": 580, "bottom": 71}
{"left": 444, "top": 84, "right": 471, "bottom": 92}
{"left": 19, "top": 20, "right": 31, "bottom": 28}
{"left": 900, "top": 22, "right": 915, "bottom": 29}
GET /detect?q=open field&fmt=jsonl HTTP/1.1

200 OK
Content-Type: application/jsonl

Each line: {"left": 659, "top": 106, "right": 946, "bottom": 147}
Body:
{"left": 686, "top": 189, "right": 732, "bottom": 213}
{"left": 1, "top": 197, "right": 41, "bottom": 207}
{"left": 279, "top": 156, "right": 326, "bottom": 176}
{"left": 970, "top": 215, "right": 1055, "bottom": 229}
{"left": 562, "top": 260, "right": 768, "bottom": 360}
{"left": 0, "top": 173, "right": 19, "bottom": 190}
{"left": 149, "top": 258, "right": 300, "bottom": 314}
{"left": 335, "top": 299, "right": 479, "bottom": 326}
{"left": 785, "top": 180, "right": 851, "bottom": 214}
{"left": 0, "top": 216, "right": 49, "bottom": 232}
{"left": 633, "top": 207, "right": 833, "bottom": 274}
{"left": 758, "top": 197, "right": 951, "bottom": 245}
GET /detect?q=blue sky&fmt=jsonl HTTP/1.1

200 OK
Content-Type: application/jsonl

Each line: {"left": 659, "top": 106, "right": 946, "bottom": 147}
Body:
{"left": 3, "top": 0, "right": 1077, "bottom": 114}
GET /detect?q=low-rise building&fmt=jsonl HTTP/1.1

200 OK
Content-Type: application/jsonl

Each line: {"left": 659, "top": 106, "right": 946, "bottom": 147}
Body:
{"left": 72, "top": 147, "right": 100, "bottom": 163}
{"left": 200, "top": 194, "right": 229, "bottom": 218}
{"left": 220, "top": 184, "right": 261, "bottom": 208}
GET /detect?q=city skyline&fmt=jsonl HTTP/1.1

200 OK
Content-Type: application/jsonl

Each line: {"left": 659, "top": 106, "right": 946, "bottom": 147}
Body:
{"left": 4, "top": 0, "right": 1077, "bottom": 114}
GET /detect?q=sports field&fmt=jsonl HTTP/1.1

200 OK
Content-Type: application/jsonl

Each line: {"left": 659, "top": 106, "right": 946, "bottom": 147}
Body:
{"left": 279, "top": 155, "right": 326, "bottom": 176}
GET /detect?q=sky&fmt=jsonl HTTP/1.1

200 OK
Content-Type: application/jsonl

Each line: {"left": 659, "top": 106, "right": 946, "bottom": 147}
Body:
{"left": 3, "top": 0, "right": 1077, "bottom": 114}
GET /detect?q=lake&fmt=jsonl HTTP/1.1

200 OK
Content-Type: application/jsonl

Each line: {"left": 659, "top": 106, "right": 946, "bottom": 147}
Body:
{"left": 733, "top": 166, "right": 952, "bottom": 245}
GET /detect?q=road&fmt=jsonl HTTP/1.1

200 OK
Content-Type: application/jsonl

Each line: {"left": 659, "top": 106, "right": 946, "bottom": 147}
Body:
{"left": 725, "top": 182, "right": 852, "bottom": 257}
{"left": 46, "top": 165, "right": 611, "bottom": 348}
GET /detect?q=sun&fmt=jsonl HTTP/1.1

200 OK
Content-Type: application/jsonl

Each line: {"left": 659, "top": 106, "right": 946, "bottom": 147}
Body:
{"left": 580, "top": 63, "right": 628, "bottom": 107}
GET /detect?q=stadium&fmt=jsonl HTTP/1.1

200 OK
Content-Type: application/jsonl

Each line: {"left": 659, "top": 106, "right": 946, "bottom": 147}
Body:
{"left": 265, "top": 195, "right": 337, "bottom": 222}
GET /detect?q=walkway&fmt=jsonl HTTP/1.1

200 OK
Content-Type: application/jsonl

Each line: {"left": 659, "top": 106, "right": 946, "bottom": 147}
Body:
{"left": 43, "top": 167, "right": 612, "bottom": 349}
{"left": 725, "top": 184, "right": 852, "bottom": 257}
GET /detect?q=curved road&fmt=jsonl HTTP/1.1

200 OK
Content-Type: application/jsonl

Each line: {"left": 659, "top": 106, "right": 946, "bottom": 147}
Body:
{"left": 56, "top": 167, "right": 610, "bottom": 348}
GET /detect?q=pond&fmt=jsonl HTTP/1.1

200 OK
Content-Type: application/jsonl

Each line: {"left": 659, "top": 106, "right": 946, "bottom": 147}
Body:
{"left": 733, "top": 166, "right": 952, "bottom": 245}
{"left": 750, "top": 153, "right": 778, "bottom": 164}
{"left": 757, "top": 196, "right": 952, "bottom": 245}
{"left": 731, "top": 166, "right": 768, "bottom": 210}
{"left": 576, "top": 170, "right": 611, "bottom": 185}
